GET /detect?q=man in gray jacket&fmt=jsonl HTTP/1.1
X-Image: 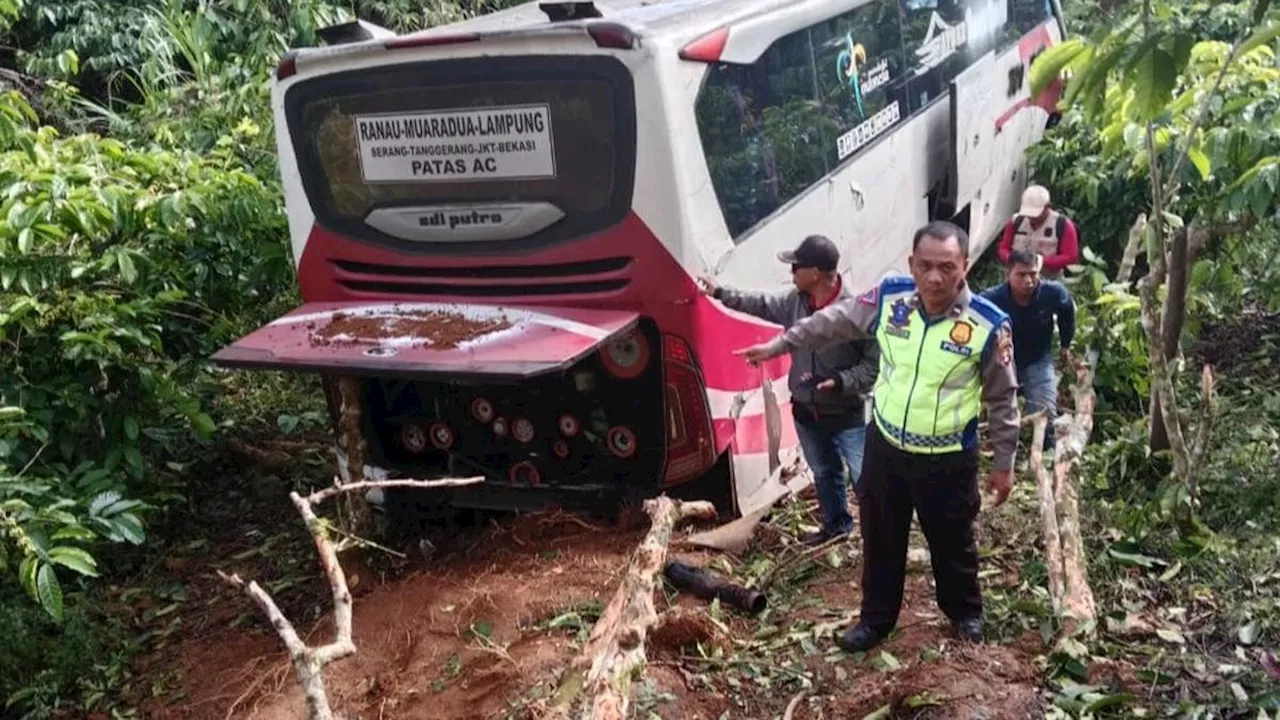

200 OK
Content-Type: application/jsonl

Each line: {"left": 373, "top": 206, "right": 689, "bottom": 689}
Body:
{"left": 699, "top": 235, "right": 878, "bottom": 545}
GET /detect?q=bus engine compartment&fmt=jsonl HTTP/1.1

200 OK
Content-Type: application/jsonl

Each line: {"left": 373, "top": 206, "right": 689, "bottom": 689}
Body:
{"left": 326, "top": 320, "right": 667, "bottom": 510}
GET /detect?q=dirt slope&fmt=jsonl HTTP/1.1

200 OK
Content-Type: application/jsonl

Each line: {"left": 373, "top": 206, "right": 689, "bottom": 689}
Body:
{"left": 135, "top": 490, "right": 1050, "bottom": 720}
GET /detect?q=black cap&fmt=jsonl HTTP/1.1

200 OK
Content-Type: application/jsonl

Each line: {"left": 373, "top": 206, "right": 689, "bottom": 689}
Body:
{"left": 777, "top": 235, "right": 839, "bottom": 272}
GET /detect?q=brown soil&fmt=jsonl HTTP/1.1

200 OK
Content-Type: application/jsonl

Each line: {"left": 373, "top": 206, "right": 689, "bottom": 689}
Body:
{"left": 310, "top": 308, "right": 512, "bottom": 350}
{"left": 1191, "top": 308, "right": 1280, "bottom": 375}
{"left": 135, "top": 474, "right": 1048, "bottom": 720}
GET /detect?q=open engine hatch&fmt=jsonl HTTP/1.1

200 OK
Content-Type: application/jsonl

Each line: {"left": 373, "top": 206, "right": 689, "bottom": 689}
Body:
{"left": 212, "top": 301, "right": 640, "bottom": 380}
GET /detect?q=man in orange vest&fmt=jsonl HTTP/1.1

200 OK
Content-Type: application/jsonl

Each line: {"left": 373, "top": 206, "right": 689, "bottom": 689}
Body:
{"left": 996, "top": 185, "right": 1079, "bottom": 280}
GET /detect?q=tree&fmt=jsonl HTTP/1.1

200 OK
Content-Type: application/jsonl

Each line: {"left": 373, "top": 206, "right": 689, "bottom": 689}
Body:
{"left": 1031, "top": 0, "right": 1280, "bottom": 528}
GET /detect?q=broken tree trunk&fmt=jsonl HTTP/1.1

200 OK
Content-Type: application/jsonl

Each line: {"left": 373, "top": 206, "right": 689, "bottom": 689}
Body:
{"left": 1029, "top": 415, "right": 1065, "bottom": 610}
{"left": 1025, "top": 214, "right": 1151, "bottom": 638}
{"left": 1028, "top": 354, "right": 1098, "bottom": 637}
{"left": 1052, "top": 356, "right": 1098, "bottom": 635}
{"left": 549, "top": 496, "right": 716, "bottom": 720}
{"left": 334, "top": 376, "right": 373, "bottom": 537}
{"left": 221, "top": 474, "right": 484, "bottom": 720}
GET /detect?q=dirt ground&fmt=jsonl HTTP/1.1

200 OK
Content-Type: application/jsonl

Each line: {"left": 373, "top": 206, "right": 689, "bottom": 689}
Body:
{"left": 129, "top": 461, "right": 1053, "bottom": 720}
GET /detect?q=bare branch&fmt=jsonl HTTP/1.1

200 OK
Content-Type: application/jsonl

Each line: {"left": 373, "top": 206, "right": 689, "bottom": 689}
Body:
{"left": 218, "top": 571, "right": 309, "bottom": 658}
{"left": 307, "top": 475, "right": 484, "bottom": 506}
{"left": 223, "top": 475, "right": 486, "bottom": 719}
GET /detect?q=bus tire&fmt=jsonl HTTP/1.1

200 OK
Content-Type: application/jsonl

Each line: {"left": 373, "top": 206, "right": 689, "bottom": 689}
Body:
{"left": 666, "top": 451, "right": 735, "bottom": 518}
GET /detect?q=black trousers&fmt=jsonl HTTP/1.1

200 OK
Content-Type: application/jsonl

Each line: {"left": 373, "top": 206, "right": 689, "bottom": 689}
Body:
{"left": 856, "top": 423, "right": 982, "bottom": 631}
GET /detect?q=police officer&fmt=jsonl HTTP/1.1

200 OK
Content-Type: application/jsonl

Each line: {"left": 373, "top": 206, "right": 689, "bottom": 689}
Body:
{"left": 736, "top": 221, "right": 1021, "bottom": 652}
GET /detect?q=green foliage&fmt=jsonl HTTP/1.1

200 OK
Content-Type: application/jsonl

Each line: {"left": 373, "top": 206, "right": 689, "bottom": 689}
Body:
{"left": 1032, "top": 0, "right": 1280, "bottom": 229}
{"left": 0, "top": 85, "right": 296, "bottom": 623}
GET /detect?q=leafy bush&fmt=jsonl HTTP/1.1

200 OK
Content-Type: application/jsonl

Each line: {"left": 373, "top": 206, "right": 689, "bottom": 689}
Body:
{"left": 0, "top": 87, "right": 292, "bottom": 620}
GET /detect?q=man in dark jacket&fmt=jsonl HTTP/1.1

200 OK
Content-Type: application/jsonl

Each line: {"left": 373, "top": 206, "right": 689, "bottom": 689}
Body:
{"left": 699, "top": 235, "right": 878, "bottom": 544}
{"left": 980, "top": 249, "right": 1076, "bottom": 450}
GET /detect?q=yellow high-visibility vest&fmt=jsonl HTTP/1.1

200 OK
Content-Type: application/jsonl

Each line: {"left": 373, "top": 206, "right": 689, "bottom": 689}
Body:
{"left": 870, "top": 277, "right": 1008, "bottom": 454}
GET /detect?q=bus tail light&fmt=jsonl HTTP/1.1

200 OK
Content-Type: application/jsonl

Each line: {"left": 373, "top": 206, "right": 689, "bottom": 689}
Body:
{"left": 587, "top": 22, "right": 637, "bottom": 49}
{"left": 662, "top": 334, "right": 715, "bottom": 486}
{"left": 276, "top": 51, "right": 299, "bottom": 80}
{"left": 679, "top": 27, "right": 728, "bottom": 62}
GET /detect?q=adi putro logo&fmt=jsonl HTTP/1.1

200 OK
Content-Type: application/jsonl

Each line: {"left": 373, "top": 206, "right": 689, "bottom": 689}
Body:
{"left": 837, "top": 32, "right": 891, "bottom": 119}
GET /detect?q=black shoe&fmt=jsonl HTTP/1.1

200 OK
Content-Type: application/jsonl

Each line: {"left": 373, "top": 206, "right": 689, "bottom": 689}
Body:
{"left": 954, "top": 617, "right": 984, "bottom": 643}
{"left": 837, "top": 624, "right": 889, "bottom": 653}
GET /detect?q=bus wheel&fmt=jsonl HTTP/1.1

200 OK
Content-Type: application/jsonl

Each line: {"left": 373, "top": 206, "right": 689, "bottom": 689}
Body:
{"left": 666, "top": 451, "right": 735, "bottom": 518}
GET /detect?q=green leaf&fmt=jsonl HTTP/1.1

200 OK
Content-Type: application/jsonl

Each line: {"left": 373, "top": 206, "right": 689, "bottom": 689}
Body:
{"left": 89, "top": 490, "right": 122, "bottom": 517}
{"left": 48, "top": 546, "right": 99, "bottom": 577}
{"left": 36, "top": 562, "right": 64, "bottom": 622}
{"left": 1169, "top": 33, "right": 1195, "bottom": 73}
{"left": 117, "top": 251, "right": 138, "bottom": 283}
{"left": 51, "top": 526, "right": 97, "bottom": 542}
{"left": 113, "top": 513, "right": 146, "bottom": 544}
{"left": 1187, "top": 147, "right": 1211, "bottom": 180}
{"left": 56, "top": 49, "right": 79, "bottom": 77}
{"left": 124, "top": 446, "right": 144, "bottom": 475}
{"left": 19, "top": 556, "right": 39, "bottom": 600}
{"left": 1030, "top": 39, "right": 1089, "bottom": 96}
{"left": 1128, "top": 47, "right": 1177, "bottom": 121}
{"left": 16, "top": 227, "right": 32, "bottom": 253}
{"left": 190, "top": 412, "right": 216, "bottom": 439}
{"left": 872, "top": 651, "right": 903, "bottom": 672}
{"left": 1240, "top": 21, "right": 1280, "bottom": 57}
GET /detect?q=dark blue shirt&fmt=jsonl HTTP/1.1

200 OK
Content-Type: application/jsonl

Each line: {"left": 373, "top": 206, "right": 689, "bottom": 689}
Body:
{"left": 979, "top": 281, "right": 1075, "bottom": 367}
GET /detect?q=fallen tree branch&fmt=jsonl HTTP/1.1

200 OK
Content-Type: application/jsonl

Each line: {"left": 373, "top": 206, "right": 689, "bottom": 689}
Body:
{"left": 548, "top": 496, "right": 716, "bottom": 720}
{"left": 759, "top": 532, "right": 845, "bottom": 593}
{"left": 220, "top": 474, "right": 484, "bottom": 720}
{"left": 1052, "top": 355, "right": 1099, "bottom": 636}
{"left": 1029, "top": 415, "right": 1066, "bottom": 613}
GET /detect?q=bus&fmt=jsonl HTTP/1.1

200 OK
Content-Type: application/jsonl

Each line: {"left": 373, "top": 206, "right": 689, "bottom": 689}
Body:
{"left": 214, "top": 0, "right": 1067, "bottom": 519}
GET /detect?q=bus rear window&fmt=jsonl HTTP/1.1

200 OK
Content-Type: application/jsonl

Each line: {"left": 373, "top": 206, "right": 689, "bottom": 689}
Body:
{"left": 284, "top": 56, "right": 636, "bottom": 251}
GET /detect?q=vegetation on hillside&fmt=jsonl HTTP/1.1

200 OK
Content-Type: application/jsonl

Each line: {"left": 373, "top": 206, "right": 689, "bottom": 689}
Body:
{"left": 0, "top": 0, "right": 1278, "bottom": 716}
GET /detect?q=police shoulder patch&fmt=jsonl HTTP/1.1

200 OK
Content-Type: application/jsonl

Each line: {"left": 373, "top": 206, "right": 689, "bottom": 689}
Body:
{"left": 995, "top": 323, "right": 1013, "bottom": 367}
{"left": 857, "top": 286, "right": 879, "bottom": 306}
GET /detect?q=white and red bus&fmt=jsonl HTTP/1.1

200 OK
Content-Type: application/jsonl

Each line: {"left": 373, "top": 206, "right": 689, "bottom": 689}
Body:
{"left": 215, "top": 0, "right": 1067, "bottom": 517}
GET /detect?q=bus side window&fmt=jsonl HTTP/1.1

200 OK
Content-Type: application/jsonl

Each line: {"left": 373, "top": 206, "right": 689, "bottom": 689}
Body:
{"left": 1007, "top": 0, "right": 1056, "bottom": 38}
{"left": 900, "top": 0, "right": 968, "bottom": 113}
{"left": 694, "top": 0, "right": 909, "bottom": 243}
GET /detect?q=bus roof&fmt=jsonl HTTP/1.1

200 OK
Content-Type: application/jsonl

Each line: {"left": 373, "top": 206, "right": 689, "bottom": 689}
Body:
{"left": 407, "top": 0, "right": 788, "bottom": 43}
